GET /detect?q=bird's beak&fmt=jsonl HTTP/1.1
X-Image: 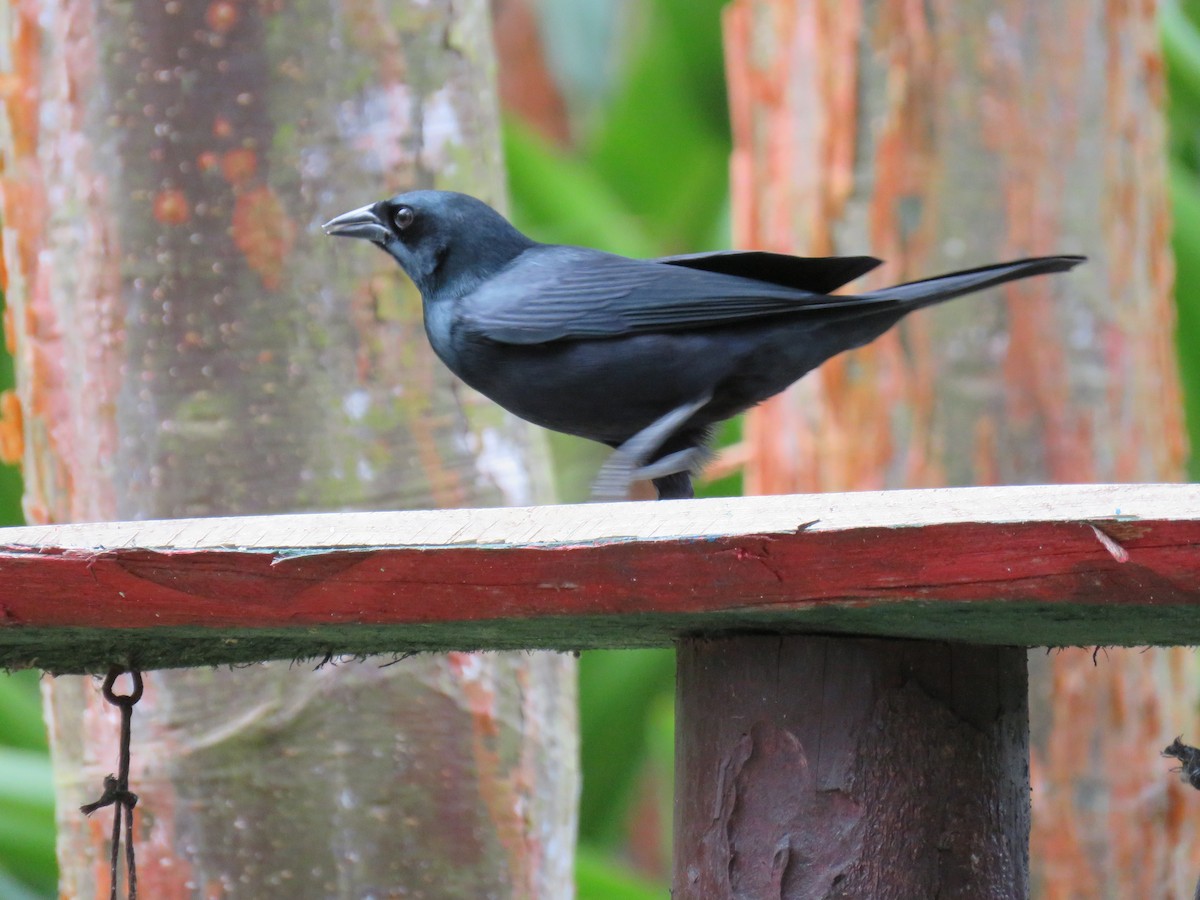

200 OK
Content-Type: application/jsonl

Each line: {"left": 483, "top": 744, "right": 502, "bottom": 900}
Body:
{"left": 323, "top": 204, "right": 390, "bottom": 242}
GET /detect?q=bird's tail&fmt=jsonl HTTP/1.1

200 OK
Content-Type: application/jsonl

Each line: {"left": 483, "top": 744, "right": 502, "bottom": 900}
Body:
{"left": 857, "top": 255, "right": 1086, "bottom": 310}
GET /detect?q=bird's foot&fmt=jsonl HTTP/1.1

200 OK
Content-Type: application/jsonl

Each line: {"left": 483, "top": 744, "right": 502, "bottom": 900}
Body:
{"left": 633, "top": 447, "right": 710, "bottom": 481}
{"left": 590, "top": 394, "right": 711, "bottom": 502}
{"left": 590, "top": 447, "right": 710, "bottom": 502}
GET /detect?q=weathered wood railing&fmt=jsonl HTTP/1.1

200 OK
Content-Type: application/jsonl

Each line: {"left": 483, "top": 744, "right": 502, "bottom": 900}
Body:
{"left": 2, "top": 482, "right": 1197, "bottom": 894}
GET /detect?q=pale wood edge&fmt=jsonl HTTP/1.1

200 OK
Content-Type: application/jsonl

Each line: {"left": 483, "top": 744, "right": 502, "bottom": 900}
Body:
{"left": 0, "top": 482, "right": 1193, "bottom": 553}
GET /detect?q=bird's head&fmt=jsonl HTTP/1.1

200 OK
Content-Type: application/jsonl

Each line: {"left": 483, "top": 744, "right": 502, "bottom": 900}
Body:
{"left": 323, "top": 190, "right": 534, "bottom": 298}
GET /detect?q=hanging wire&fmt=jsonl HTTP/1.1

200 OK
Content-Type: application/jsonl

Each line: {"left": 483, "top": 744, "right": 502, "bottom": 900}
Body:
{"left": 80, "top": 666, "right": 143, "bottom": 900}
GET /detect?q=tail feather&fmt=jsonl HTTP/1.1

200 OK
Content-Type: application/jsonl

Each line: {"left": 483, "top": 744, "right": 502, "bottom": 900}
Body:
{"left": 811, "top": 254, "right": 1086, "bottom": 355}
{"left": 859, "top": 255, "right": 1086, "bottom": 308}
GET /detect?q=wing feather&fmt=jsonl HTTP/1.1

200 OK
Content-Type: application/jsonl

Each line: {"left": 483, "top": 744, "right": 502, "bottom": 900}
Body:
{"left": 656, "top": 250, "right": 881, "bottom": 293}
{"left": 465, "top": 247, "right": 893, "bottom": 345}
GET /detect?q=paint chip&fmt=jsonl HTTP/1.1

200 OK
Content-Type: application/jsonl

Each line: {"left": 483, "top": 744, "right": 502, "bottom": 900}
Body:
{"left": 1089, "top": 524, "right": 1129, "bottom": 563}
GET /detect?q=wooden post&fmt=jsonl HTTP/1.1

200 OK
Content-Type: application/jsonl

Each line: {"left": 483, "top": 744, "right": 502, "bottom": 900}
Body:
{"left": 674, "top": 637, "right": 1029, "bottom": 898}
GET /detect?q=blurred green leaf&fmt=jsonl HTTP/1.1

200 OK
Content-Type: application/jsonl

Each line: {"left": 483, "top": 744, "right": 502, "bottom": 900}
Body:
{"left": 543, "top": 432, "right": 608, "bottom": 504}
{"left": 578, "top": 649, "right": 675, "bottom": 844}
{"left": 535, "top": 0, "right": 626, "bottom": 122}
{"left": 1169, "top": 162, "right": 1200, "bottom": 478}
{"left": 1163, "top": 0, "right": 1200, "bottom": 173}
{"left": 1164, "top": 0, "right": 1200, "bottom": 478}
{"left": 0, "top": 747, "right": 52, "bottom": 809}
{"left": 0, "top": 746, "right": 55, "bottom": 894}
{"left": 697, "top": 416, "right": 744, "bottom": 498}
{"left": 0, "top": 865, "right": 51, "bottom": 900}
{"left": 504, "top": 120, "right": 660, "bottom": 257}
{"left": 589, "top": 0, "right": 731, "bottom": 250}
{"left": 643, "top": 690, "right": 676, "bottom": 869}
{"left": 0, "top": 807, "right": 55, "bottom": 873}
{"left": 1163, "top": 0, "right": 1200, "bottom": 103}
{"left": 576, "top": 845, "right": 663, "bottom": 900}
{"left": 0, "top": 672, "right": 47, "bottom": 752}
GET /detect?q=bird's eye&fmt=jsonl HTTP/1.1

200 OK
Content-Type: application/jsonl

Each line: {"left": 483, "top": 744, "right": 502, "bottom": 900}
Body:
{"left": 393, "top": 206, "right": 415, "bottom": 230}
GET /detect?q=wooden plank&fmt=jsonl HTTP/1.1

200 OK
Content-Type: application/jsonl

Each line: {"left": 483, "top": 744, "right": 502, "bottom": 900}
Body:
{"left": 0, "top": 483, "right": 1197, "bottom": 672}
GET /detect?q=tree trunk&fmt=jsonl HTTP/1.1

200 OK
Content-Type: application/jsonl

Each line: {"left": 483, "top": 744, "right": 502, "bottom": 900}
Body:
{"left": 0, "top": 1, "right": 577, "bottom": 897}
{"left": 725, "top": 1, "right": 1192, "bottom": 897}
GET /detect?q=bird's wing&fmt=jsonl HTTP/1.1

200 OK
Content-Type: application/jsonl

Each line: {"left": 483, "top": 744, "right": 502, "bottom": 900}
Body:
{"left": 464, "top": 246, "right": 895, "bottom": 345}
{"left": 655, "top": 250, "right": 881, "bottom": 294}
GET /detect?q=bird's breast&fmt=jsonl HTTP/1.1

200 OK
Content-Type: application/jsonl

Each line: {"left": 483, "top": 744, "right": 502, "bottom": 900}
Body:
{"left": 421, "top": 298, "right": 468, "bottom": 372}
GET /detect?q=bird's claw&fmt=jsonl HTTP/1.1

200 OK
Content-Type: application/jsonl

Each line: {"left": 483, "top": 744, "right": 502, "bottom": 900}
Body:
{"left": 632, "top": 447, "right": 710, "bottom": 481}
{"left": 590, "top": 394, "right": 712, "bottom": 502}
{"left": 591, "top": 448, "right": 709, "bottom": 502}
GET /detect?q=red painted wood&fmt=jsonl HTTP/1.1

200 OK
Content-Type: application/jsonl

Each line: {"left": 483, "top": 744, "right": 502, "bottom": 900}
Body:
{"left": 0, "top": 511, "right": 1197, "bottom": 632}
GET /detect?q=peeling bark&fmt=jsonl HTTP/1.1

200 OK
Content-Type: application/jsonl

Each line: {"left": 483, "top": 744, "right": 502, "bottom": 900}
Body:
{"left": 724, "top": 1, "right": 1194, "bottom": 896}
{"left": 0, "top": 1, "right": 576, "bottom": 896}
{"left": 675, "top": 637, "right": 1029, "bottom": 898}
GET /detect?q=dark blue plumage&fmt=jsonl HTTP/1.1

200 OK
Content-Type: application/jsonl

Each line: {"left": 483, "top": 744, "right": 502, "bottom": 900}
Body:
{"left": 325, "top": 190, "right": 1084, "bottom": 500}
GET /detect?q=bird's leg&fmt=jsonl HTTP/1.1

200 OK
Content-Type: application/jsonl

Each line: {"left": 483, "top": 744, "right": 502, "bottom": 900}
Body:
{"left": 651, "top": 470, "right": 696, "bottom": 501}
{"left": 591, "top": 394, "right": 711, "bottom": 502}
{"left": 630, "top": 447, "right": 709, "bottom": 481}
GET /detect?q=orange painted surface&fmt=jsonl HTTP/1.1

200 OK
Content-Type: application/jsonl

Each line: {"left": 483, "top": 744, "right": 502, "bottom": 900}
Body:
{"left": 231, "top": 186, "right": 295, "bottom": 290}
{"left": 728, "top": 0, "right": 923, "bottom": 495}
{"left": 205, "top": 1, "right": 241, "bottom": 35}
{"left": 0, "top": 390, "right": 24, "bottom": 465}
{"left": 152, "top": 188, "right": 192, "bottom": 226}
{"left": 725, "top": 1, "right": 1196, "bottom": 896}
{"left": 1, "top": 0, "right": 123, "bottom": 524}
{"left": 448, "top": 651, "right": 545, "bottom": 898}
{"left": 219, "top": 147, "right": 258, "bottom": 187}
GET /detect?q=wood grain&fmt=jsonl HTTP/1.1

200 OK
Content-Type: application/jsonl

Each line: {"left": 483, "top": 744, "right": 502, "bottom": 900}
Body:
{"left": 1, "top": 483, "right": 1197, "bottom": 671}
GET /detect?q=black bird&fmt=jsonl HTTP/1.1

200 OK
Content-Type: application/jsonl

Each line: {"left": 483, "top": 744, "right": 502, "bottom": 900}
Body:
{"left": 324, "top": 191, "right": 1083, "bottom": 500}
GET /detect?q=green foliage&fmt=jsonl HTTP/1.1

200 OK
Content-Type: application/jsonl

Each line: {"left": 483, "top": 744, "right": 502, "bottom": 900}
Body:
{"left": 1170, "top": 161, "right": 1200, "bottom": 480}
{"left": 0, "top": 672, "right": 46, "bottom": 753}
{"left": 0, "top": 747, "right": 55, "bottom": 895}
{"left": 0, "top": 630, "right": 51, "bottom": 896}
{"left": 575, "top": 846, "right": 663, "bottom": 900}
{"left": 577, "top": 650, "right": 675, "bottom": 844}
{"left": 505, "top": 121, "right": 661, "bottom": 258}
{"left": 505, "top": 0, "right": 730, "bottom": 254}
{"left": 1163, "top": 0, "right": 1200, "bottom": 477}
{"left": 586, "top": 0, "right": 731, "bottom": 253}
